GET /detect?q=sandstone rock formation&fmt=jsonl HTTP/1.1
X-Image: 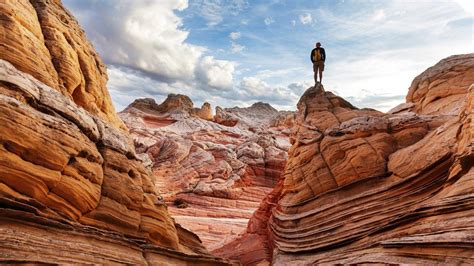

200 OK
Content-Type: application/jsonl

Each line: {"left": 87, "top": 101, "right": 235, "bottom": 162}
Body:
{"left": 0, "top": 1, "right": 230, "bottom": 264}
{"left": 120, "top": 97, "right": 294, "bottom": 251}
{"left": 214, "top": 102, "right": 294, "bottom": 131}
{"left": 0, "top": 59, "right": 232, "bottom": 265}
{"left": 405, "top": 54, "right": 474, "bottom": 116}
{"left": 0, "top": 0, "right": 123, "bottom": 128}
{"left": 216, "top": 54, "right": 474, "bottom": 265}
{"left": 127, "top": 94, "right": 214, "bottom": 121}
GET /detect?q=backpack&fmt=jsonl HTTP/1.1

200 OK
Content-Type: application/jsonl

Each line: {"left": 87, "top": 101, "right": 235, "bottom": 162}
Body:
{"left": 313, "top": 49, "right": 322, "bottom": 61}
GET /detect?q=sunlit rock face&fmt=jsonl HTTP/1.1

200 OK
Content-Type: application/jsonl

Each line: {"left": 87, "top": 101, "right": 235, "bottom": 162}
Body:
{"left": 216, "top": 54, "right": 474, "bottom": 265}
{"left": 120, "top": 96, "right": 295, "bottom": 251}
{"left": 0, "top": 0, "right": 124, "bottom": 128}
{"left": 404, "top": 53, "right": 474, "bottom": 116}
{"left": 0, "top": 1, "right": 230, "bottom": 264}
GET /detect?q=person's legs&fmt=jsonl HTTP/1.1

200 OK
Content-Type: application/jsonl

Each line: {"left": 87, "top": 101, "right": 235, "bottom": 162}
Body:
{"left": 313, "top": 63, "right": 318, "bottom": 84}
{"left": 319, "top": 61, "right": 325, "bottom": 83}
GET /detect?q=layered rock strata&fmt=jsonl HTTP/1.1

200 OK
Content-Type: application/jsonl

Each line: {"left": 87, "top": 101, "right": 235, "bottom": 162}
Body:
{"left": 0, "top": 0, "right": 230, "bottom": 264}
{"left": 404, "top": 54, "right": 474, "bottom": 116}
{"left": 216, "top": 54, "right": 474, "bottom": 265}
{"left": 120, "top": 97, "right": 294, "bottom": 251}
{"left": 0, "top": 58, "right": 232, "bottom": 265}
{"left": 0, "top": 0, "right": 123, "bottom": 128}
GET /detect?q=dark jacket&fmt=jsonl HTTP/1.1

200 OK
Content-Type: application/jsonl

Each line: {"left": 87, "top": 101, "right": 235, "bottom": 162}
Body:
{"left": 310, "top": 47, "right": 326, "bottom": 63}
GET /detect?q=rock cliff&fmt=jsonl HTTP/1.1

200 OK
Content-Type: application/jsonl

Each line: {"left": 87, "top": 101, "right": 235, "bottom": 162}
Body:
{"left": 0, "top": 0, "right": 123, "bottom": 128}
{"left": 216, "top": 53, "right": 474, "bottom": 265}
{"left": 406, "top": 54, "right": 474, "bottom": 116}
{"left": 120, "top": 96, "right": 294, "bottom": 251}
{"left": 0, "top": 1, "right": 229, "bottom": 264}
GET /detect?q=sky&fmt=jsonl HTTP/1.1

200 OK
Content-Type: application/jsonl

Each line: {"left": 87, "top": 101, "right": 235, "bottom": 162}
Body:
{"left": 62, "top": 0, "right": 473, "bottom": 112}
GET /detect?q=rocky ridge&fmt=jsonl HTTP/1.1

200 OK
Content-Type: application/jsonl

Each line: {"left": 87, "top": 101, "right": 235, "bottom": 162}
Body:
{"left": 120, "top": 96, "right": 295, "bottom": 251}
{"left": 0, "top": 1, "right": 229, "bottom": 264}
{"left": 216, "top": 53, "right": 474, "bottom": 265}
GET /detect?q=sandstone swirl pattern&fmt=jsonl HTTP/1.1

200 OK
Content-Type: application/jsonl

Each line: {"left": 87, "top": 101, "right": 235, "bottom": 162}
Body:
{"left": 120, "top": 96, "right": 294, "bottom": 251}
{"left": 0, "top": 1, "right": 230, "bottom": 264}
{"left": 0, "top": 0, "right": 123, "bottom": 128}
{"left": 216, "top": 54, "right": 474, "bottom": 265}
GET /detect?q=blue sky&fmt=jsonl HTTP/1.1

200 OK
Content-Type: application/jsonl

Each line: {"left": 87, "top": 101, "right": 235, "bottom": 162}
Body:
{"left": 63, "top": 0, "right": 473, "bottom": 112}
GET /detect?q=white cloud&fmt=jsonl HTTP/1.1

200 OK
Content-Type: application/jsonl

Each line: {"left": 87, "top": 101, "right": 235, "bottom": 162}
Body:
{"left": 240, "top": 77, "right": 269, "bottom": 95}
{"left": 63, "top": 0, "right": 236, "bottom": 93}
{"left": 196, "top": 56, "right": 235, "bottom": 89}
{"left": 190, "top": 0, "right": 249, "bottom": 26}
{"left": 196, "top": 0, "right": 224, "bottom": 26}
{"left": 264, "top": 17, "right": 275, "bottom": 25}
{"left": 254, "top": 67, "right": 305, "bottom": 80}
{"left": 239, "top": 77, "right": 301, "bottom": 108}
{"left": 231, "top": 42, "right": 245, "bottom": 53}
{"left": 453, "top": 0, "right": 474, "bottom": 14}
{"left": 229, "top": 0, "right": 249, "bottom": 15}
{"left": 64, "top": 0, "right": 473, "bottom": 113}
{"left": 299, "top": 13, "right": 312, "bottom": 24}
{"left": 372, "top": 9, "right": 386, "bottom": 21}
{"left": 230, "top": 31, "right": 241, "bottom": 40}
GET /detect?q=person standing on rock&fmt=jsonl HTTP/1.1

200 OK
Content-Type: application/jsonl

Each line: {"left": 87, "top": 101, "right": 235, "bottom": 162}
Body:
{"left": 310, "top": 42, "right": 326, "bottom": 84}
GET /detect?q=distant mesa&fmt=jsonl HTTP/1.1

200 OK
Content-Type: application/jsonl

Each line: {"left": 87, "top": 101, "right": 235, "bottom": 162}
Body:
{"left": 123, "top": 93, "right": 293, "bottom": 131}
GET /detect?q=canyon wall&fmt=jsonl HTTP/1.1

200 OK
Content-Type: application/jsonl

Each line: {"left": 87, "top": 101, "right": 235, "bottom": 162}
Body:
{"left": 216, "top": 53, "right": 474, "bottom": 265}
{"left": 0, "top": 1, "right": 229, "bottom": 264}
{"left": 0, "top": 0, "right": 123, "bottom": 128}
{"left": 120, "top": 97, "right": 294, "bottom": 251}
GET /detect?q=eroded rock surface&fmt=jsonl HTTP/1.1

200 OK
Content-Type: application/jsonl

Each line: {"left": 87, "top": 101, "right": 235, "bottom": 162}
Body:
{"left": 0, "top": 59, "right": 232, "bottom": 265}
{"left": 0, "top": 0, "right": 123, "bottom": 128}
{"left": 405, "top": 53, "right": 474, "bottom": 116}
{"left": 120, "top": 97, "right": 294, "bottom": 251}
{"left": 0, "top": 1, "right": 229, "bottom": 264}
{"left": 217, "top": 54, "right": 474, "bottom": 265}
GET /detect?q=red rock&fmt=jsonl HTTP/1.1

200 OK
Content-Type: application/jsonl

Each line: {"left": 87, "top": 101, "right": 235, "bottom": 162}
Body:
{"left": 0, "top": 1, "right": 230, "bottom": 264}
{"left": 120, "top": 97, "right": 292, "bottom": 251}
{"left": 220, "top": 54, "right": 474, "bottom": 264}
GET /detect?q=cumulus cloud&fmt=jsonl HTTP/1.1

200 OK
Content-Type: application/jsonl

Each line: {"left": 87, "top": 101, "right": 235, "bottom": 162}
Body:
{"left": 299, "top": 13, "right": 312, "bottom": 24}
{"left": 195, "top": 56, "right": 235, "bottom": 89}
{"left": 230, "top": 31, "right": 241, "bottom": 40}
{"left": 63, "top": 0, "right": 236, "bottom": 93}
{"left": 238, "top": 77, "right": 302, "bottom": 108}
{"left": 264, "top": 17, "right": 275, "bottom": 25}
